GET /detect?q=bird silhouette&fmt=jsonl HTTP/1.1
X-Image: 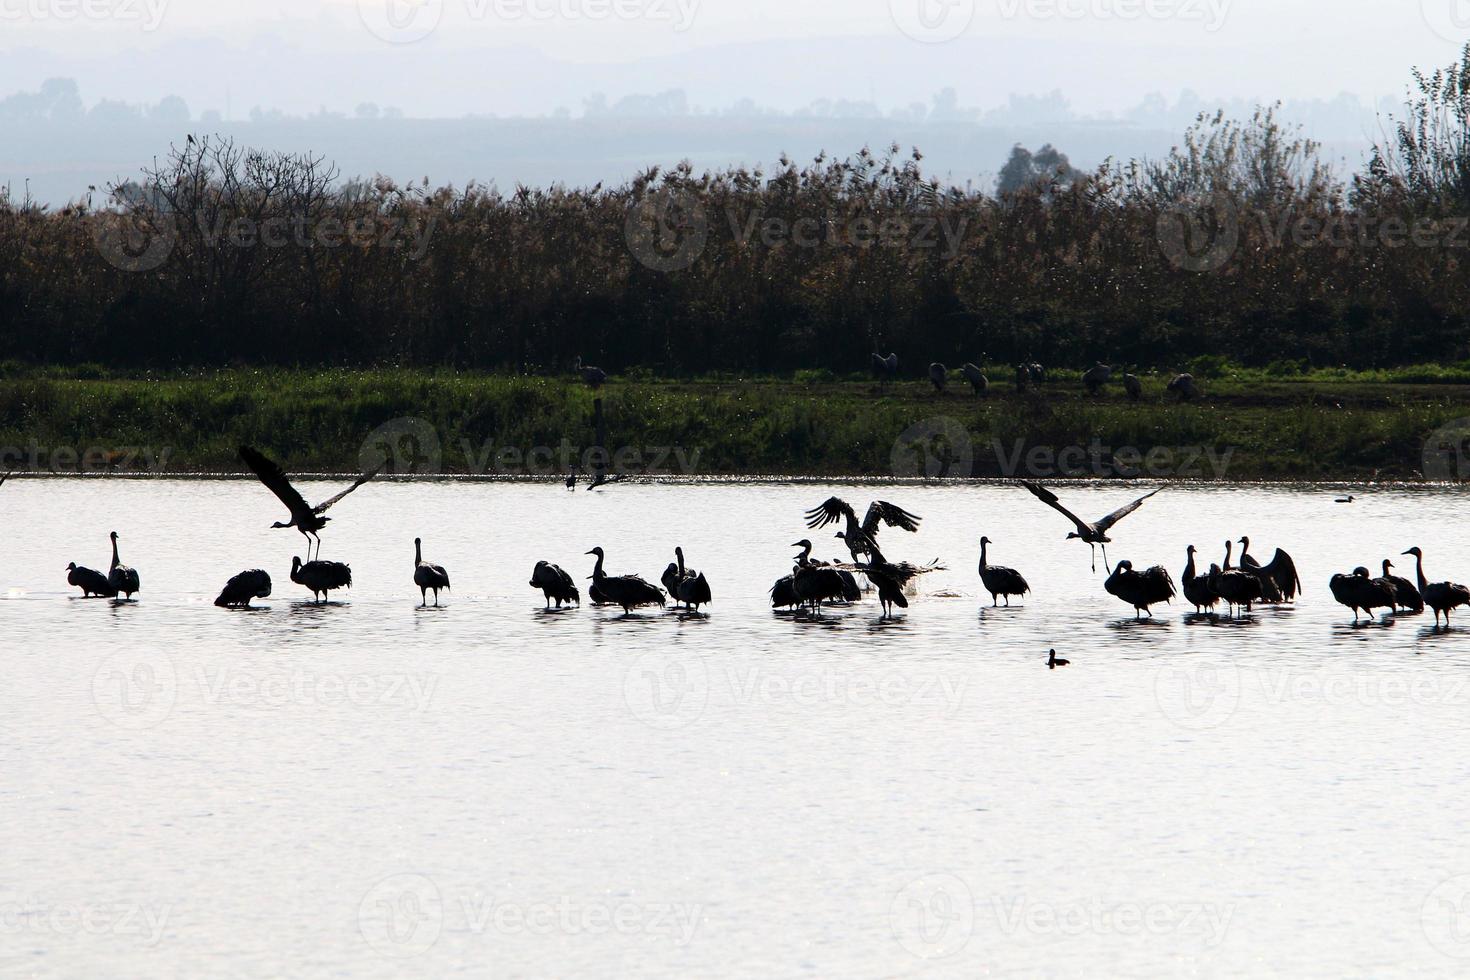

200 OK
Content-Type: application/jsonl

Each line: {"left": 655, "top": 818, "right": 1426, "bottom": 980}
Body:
{"left": 1237, "top": 537, "right": 1300, "bottom": 601}
{"left": 107, "top": 531, "right": 140, "bottom": 599}
{"left": 978, "top": 536, "right": 1029, "bottom": 606}
{"left": 66, "top": 561, "right": 112, "bottom": 597}
{"left": 291, "top": 555, "right": 352, "bottom": 603}
{"left": 1329, "top": 567, "right": 1395, "bottom": 623}
{"left": 805, "top": 497, "right": 922, "bottom": 568}
{"left": 585, "top": 547, "right": 665, "bottom": 615}
{"left": 959, "top": 363, "right": 989, "bottom": 396}
{"left": 413, "top": 537, "right": 450, "bottom": 606}
{"left": 573, "top": 356, "right": 607, "bottom": 388}
{"left": 1104, "top": 559, "right": 1175, "bottom": 618}
{"left": 530, "top": 561, "right": 580, "bottom": 608}
{"left": 1048, "top": 649, "right": 1069, "bottom": 669}
{"left": 1401, "top": 547, "right": 1470, "bottom": 627}
{"left": 1021, "top": 481, "right": 1161, "bottom": 572}
{"left": 240, "top": 445, "right": 383, "bottom": 560}
{"left": 215, "top": 569, "right": 271, "bottom": 608}
{"left": 1182, "top": 545, "right": 1220, "bottom": 614}
{"left": 1380, "top": 559, "right": 1424, "bottom": 614}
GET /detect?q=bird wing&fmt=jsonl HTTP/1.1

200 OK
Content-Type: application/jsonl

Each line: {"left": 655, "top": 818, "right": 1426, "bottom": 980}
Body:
{"left": 804, "top": 497, "right": 855, "bottom": 530}
{"left": 312, "top": 459, "right": 387, "bottom": 514}
{"left": 240, "top": 445, "right": 312, "bottom": 517}
{"left": 862, "top": 501, "right": 922, "bottom": 537}
{"left": 1262, "top": 549, "right": 1301, "bottom": 596}
{"left": 1094, "top": 488, "right": 1162, "bottom": 533}
{"left": 1021, "top": 481, "right": 1092, "bottom": 534}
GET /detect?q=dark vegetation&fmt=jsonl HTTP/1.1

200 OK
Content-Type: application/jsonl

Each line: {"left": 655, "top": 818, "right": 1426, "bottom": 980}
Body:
{"left": 3, "top": 51, "right": 1470, "bottom": 379}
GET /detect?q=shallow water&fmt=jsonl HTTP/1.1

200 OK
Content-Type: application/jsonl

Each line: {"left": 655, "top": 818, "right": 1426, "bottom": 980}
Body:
{"left": 4, "top": 478, "right": 1470, "bottom": 977}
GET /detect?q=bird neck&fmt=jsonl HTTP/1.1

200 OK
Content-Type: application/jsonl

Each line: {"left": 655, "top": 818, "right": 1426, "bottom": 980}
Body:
{"left": 1223, "top": 540, "right": 1232, "bottom": 569}
{"left": 592, "top": 553, "right": 605, "bottom": 579}
{"left": 1413, "top": 553, "right": 1428, "bottom": 591}
{"left": 110, "top": 536, "right": 120, "bottom": 568}
{"left": 415, "top": 540, "right": 422, "bottom": 564}
{"left": 797, "top": 542, "right": 812, "bottom": 564}
{"left": 978, "top": 540, "right": 987, "bottom": 569}
{"left": 1185, "top": 551, "right": 1196, "bottom": 578}
{"left": 677, "top": 550, "right": 685, "bottom": 576}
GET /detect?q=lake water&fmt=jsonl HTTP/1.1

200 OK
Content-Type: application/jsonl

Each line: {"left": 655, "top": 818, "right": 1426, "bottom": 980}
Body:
{"left": 4, "top": 478, "right": 1470, "bottom": 977}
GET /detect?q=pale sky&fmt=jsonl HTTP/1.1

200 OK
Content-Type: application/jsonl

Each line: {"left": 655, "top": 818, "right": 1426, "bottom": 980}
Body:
{"left": 1, "top": 0, "right": 1463, "bottom": 114}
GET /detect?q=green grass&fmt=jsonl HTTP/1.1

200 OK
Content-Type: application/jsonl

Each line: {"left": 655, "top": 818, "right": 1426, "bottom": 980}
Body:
{"left": 0, "top": 366, "right": 1467, "bottom": 480}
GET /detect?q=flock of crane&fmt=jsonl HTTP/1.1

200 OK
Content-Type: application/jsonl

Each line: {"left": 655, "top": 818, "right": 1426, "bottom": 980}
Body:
{"left": 868, "top": 354, "right": 1201, "bottom": 401}
{"left": 27, "top": 449, "right": 1470, "bottom": 628}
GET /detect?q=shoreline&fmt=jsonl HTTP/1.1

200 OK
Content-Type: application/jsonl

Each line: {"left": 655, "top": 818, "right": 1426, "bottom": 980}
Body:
{"left": 2, "top": 369, "right": 1468, "bottom": 482}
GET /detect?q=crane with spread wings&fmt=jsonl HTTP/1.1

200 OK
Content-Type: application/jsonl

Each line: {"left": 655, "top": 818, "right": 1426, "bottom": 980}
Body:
{"left": 239, "top": 445, "right": 384, "bottom": 560}
{"left": 1021, "top": 481, "right": 1161, "bottom": 572}
{"left": 803, "top": 497, "right": 922, "bottom": 566}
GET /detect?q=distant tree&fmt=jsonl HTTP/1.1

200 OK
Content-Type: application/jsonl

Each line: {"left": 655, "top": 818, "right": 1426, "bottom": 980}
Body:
{"left": 997, "top": 143, "right": 1076, "bottom": 195}
{"left": 355, "top": 102, "right": 381, "bottom": 120}
{"left": 149, "top": 95, "right": 191, "bottom": 124}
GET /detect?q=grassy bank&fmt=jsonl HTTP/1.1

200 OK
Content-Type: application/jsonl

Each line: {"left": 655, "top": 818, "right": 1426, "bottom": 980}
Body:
{"left": 2, "top": 367, "right": 1468, "bottom": 481}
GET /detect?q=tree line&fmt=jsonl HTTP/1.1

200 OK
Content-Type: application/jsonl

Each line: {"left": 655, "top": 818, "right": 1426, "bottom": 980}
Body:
{"left": 4, "top": 49, "right": 1470, "bottom": 376}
